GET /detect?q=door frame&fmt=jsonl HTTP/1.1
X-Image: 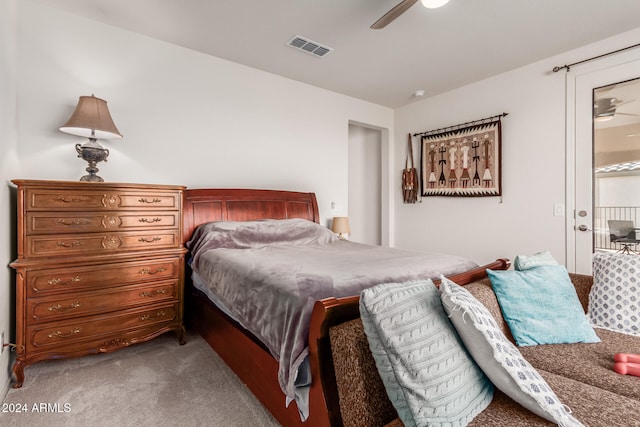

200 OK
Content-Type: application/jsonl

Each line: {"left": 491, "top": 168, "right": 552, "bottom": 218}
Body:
{"left": 347, "top": 123, "right": 383, "bottom": 245}
{"left": 565, "top": 51, "right": 640, "bottom": 273}
{"left": 347, "top": 120, "right": 393, "bottom": 247}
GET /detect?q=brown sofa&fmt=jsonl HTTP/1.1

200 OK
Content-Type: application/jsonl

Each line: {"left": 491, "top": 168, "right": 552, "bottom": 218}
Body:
{"left": 328, "top": 274, "right": 640, "bottom": 427}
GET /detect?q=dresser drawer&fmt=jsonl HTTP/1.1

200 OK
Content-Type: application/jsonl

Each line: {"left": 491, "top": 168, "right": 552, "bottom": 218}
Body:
{"left": 27, "top": 281, "right": 178, "bottom": 323}
{"left": 26, "top": 302, "right": 179, "bottom": 352}
{"left": 27, "top": 257, "right": 181, "bottom": 297}
{"left": 26, "top": 212, "right": 179, "bottom": 234}
{"left": 26, "top": 230, "right": 180, "bottom": 257}
{"left": 25, "top": 324, "right": 183, "bottom": 359}
{"left": 26, "top": 189, "right": 180, "bottom": 211}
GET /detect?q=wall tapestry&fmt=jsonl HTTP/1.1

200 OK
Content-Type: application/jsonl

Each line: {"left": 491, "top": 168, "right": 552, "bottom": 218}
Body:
{"left": 418, "top": 114, "right": 505, "bottom": 197}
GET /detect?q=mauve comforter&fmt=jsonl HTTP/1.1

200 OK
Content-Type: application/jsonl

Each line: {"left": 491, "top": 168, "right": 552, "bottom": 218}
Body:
{"left": 187, "top": 219, "right": 477, "bottom": 418}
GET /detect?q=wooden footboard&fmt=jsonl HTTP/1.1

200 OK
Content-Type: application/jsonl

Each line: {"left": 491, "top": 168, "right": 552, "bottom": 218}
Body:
{"left": 307, "top": 258, "right": 511, "bottom": 426}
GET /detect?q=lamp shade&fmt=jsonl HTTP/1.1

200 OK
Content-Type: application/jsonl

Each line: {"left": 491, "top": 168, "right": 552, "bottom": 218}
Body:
{"left": 60, "top": 95, "right": 122, "bottom": 140}
{"left": 331, "top": 217, "right": 350, "bottom": 235}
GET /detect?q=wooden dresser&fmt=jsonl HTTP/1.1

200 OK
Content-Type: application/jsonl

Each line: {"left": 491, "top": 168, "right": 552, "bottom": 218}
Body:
{"left": 9, "top": 180, "right": 187, "bottom": 388}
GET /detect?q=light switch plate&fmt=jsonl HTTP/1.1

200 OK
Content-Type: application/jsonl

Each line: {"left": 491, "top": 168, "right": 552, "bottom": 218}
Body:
{"left": 554, "top": 204, "right": 565, "bottom": 217}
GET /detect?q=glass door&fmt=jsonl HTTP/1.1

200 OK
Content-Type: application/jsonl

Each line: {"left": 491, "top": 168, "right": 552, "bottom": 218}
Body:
{"left": 593, "top": 79, "right": 640, "bottom": 255}
{"left": 571, "top": 58, "right": 640, "bottom": 274}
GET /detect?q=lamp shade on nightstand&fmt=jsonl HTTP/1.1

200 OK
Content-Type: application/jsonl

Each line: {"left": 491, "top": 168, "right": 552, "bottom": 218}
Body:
{"left": 331, "top": 217, "right": 350, "bottom": 239}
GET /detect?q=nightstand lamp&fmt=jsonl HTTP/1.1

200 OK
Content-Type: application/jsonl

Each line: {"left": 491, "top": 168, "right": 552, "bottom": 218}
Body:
{"left": 59, "top": 95, "right": 122, "bottom": 182}
{"left": 331, "top": 217, "right": 350, "bottom": 240}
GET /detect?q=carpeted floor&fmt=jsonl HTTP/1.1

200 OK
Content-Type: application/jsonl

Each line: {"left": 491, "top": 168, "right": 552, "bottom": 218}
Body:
{"left": 0, "top": 331, "right": 280, "bottom": 427}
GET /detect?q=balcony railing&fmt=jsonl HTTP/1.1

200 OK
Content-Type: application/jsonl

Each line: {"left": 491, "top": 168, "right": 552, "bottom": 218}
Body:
{"left": 594, "top": 206, "right": 640, "bottom": 251}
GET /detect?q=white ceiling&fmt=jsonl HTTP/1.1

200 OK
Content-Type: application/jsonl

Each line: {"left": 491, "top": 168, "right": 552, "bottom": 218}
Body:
{"left": 30, "top": 0, "right": 640, "bottom": 108}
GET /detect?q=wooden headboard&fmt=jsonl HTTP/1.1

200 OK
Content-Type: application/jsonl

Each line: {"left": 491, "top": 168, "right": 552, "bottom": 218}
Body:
{"left": 182, "top": 188, "right": 320, "bottom": 244}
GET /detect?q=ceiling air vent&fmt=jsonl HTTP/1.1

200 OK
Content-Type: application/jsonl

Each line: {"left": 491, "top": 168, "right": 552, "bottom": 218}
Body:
{"left": 287, "top": 35, "right": 333, "bottom": 58}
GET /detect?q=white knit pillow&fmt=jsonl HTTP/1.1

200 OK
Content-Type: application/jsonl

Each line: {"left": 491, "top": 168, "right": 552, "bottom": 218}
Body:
{"left": 439, "top": 277, "right": 584, "bottom": 427}
{"left": 360, "top": 279, "right": 493, "bottom": 427}
{"left": 589, "top": 252, "right": 640, "bottom": 336}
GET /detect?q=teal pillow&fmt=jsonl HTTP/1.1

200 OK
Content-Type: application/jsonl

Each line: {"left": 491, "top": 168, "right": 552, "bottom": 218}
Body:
{"left": 487, "top": 265, "right": 600, "bottom": 346}
{"left": 513, "top": 250, "right": 558, "bottom": 271}
{"left": 360, "top": 279, "right": 493, "bottom": 427}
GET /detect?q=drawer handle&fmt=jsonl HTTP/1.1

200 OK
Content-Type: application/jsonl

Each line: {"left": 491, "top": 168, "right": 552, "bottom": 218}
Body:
{"left": 55, "top": 196, "right": 82, "bottom": 203}
{"left": 56, "top": 218, "right": 89, "bottom": 226}
{"left": 47, "top": 276, "right": 81, "bottom": 286}
{"left": 48, "top": 302, "right": 81, "bottom": 312}
{"left": 138, "top": 198, "right": 162, "bottom": 204}
{"left": 138, "top": 236, "right": 161, "bottom": 243}
{"left": 138, "top": 217, "right": 162, "bottom": 223}
{"left": 48, "top": 328, "right": 81, "bottom": 339}
{"left": 141, "top": 310, "right": 167, "bottom": 321}
{"left": 140, "top": 289, "right": 168, "bottom": 297}
{"left": 100, "top": 338, "right": 132, "bottom": 350}
{"left": 139, "top": 267, "right": 166, "bottom": 275}
{"left": 55, "top": 241, "right": 81, "bottom": 248}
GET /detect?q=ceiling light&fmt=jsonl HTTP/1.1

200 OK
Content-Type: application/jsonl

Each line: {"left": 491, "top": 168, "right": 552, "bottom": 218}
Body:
{"left": 421, "top": 0, "right": 450, "bottom": 8}
{"left": 595, "top": 114, "right": 614, "bottom": 122}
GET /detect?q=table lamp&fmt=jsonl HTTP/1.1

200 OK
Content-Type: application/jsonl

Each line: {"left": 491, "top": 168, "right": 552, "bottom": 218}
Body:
{"left": 331, "top": 217, "right": 350, "bottom": 240}
{"left": 59, "top": 95, "right": 122, "bottom": 182}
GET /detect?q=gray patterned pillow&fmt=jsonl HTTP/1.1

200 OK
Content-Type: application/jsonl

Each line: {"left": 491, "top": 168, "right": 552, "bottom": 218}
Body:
{"left": 360, "top": 279, "right": 493, "bottom": 427}
{"left": 439, "top": 276, "right": 584, "bottom": 427}
{"left": 589, "top": 252, "right": 640, "bottom": 336}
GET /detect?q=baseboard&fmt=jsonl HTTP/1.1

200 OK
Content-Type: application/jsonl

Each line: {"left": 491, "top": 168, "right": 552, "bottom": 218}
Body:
{"left": 0, "top": 372, "right": 10, "bottom": 402}
{"left": 0, "top": 350, "right": 13, "bottom": 402}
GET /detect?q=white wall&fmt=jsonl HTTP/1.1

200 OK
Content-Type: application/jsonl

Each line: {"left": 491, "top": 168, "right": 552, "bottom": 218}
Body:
{"left": 0, "top": 0, "right": 18, "bottom": 399}
{"left": 394, "top": 27, "right": 640, "bottom": 266}
{"left": 16, "top": 0, "right": 394, "bottom": 226}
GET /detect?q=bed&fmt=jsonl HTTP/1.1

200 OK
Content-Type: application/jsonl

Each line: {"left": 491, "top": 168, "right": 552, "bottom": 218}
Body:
{"left": 182, "top": 188, "right": 510, "bottom": 426}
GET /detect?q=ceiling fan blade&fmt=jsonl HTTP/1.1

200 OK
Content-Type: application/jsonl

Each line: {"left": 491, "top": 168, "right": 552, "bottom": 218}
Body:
{"left": 371, "top": 0, "right": 419, "bottom": 29}
{"left": 615, "top": 99, "right": 634, "bottom": 107}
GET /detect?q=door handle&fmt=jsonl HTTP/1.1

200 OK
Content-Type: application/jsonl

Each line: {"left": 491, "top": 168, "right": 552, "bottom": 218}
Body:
{"left": 577, "top": 224, "right": 592, "bottom": 232}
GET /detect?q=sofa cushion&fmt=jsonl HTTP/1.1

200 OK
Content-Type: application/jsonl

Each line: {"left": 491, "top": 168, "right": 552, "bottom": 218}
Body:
{"left": 330, "top": 317, "right": 640, "bottom": 427}
{"left": 439, "top": 277, "right": 584, "bottom": 426}
{"left": 589, "top": 251, "right": 640, "bottom": 336}
{"left": 360, "top": 279, "right": 493, "bottom": 427}
{"left": 518, "top": 327, "right": 640, "bottom": 403}
{"left": 487, "top": 265, "right": 600, "bottom": 346}
{"left": 536, "top": 368, "right": 640, "bottom": 427}
{"left": 330, "top": 319, "right": 398, "bottom": 427}
{"left": 569, "top": 273, "right": 594, "bottom": 313}
{"left": 462, "top": 279, "right": 515, "bottom": 342}
{"left": 473, "top": 368, "right": 640, "bottom": 427}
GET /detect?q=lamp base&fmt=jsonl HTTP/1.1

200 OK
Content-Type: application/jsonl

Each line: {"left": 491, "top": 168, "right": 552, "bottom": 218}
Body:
{"left": 76, "top": 140, "right": 109, "bottom": 183}
{"left": 80, "top": 172, "right": 104, "bottom": 182}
